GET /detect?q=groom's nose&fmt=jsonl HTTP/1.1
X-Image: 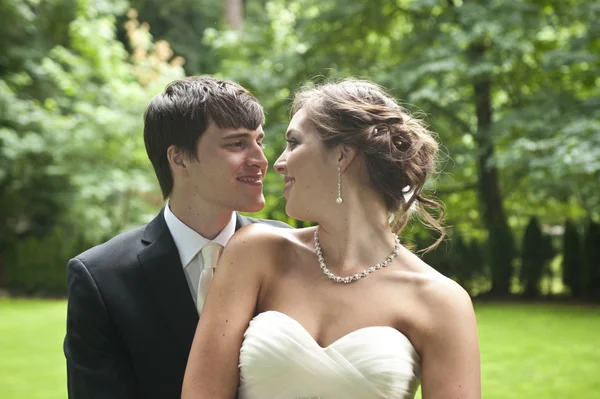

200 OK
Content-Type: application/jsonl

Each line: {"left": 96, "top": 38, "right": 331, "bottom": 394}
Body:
{"left": 246, "top": 143, "right": 268, "bottom": 171}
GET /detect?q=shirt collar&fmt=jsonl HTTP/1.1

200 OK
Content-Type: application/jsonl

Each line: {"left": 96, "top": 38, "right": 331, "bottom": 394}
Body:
{"left": 163, "top": 202, "right": 237, "bottom": 268}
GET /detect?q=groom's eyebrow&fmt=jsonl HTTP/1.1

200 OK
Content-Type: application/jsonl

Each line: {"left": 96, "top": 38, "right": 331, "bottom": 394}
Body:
{"left": 222, "top": 132, "right": 265, "bottom": 140}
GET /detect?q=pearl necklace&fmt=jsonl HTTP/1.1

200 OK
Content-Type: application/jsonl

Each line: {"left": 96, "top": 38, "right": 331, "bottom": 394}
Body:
{"left": 313, "top": 227, "right": 401, "bottom": 284}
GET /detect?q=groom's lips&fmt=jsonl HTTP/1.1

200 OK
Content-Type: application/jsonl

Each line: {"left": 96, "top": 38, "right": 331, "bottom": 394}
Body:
{"left": 237, "top": 175, "right": 263, "bottom": 186}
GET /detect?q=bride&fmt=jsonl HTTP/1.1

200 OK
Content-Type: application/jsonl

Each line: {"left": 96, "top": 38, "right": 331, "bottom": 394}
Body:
{"left": 181, "top": 79, "right": 481, "bottom": 399}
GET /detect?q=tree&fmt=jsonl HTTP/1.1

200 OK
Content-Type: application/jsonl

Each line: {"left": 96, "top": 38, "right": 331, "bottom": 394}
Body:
{"left": 520, "top": 217, "right": 546, "bottom": 297}
{"left": 582, "top": 219, "right": 600, "bottom": 298}
{"left": 125, "top": 0, "right": 223, "bottom": 75}
{"left": 225, "top": 0, "right": 244, "bottom": 29}
{"left": 1, "top": 1, "right": 184, "bottom": 241}
{"left": 562, "top": 219, "right": 583, "bottom": 297}
{"left": 204, "top": 0, "right": 599, "bottom": 295}
{"left": 0, "top": 0, "right": 185, "bottom": 293}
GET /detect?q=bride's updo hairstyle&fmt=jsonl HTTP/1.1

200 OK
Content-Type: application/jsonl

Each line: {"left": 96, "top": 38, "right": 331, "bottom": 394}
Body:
{"left": 292, "top": 79, "right": 445, "bottom": 249}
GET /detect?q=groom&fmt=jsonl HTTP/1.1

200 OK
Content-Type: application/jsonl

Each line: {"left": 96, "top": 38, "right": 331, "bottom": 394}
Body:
{"left": 64, "top": 77, "right": 288, "bottom": 398}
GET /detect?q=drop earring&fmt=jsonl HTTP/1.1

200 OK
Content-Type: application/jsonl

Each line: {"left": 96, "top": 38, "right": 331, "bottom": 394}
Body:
{"left": 336, "top": 163, "right": 343, "bottom": 204}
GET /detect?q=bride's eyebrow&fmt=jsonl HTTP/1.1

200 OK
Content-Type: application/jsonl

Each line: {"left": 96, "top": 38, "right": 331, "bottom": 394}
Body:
{"left": 285, "top": 129, "right": 301, "bottom": 139}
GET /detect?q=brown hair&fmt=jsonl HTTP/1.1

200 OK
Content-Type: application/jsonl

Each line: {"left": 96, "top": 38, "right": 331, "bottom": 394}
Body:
{"left": 292, "top": 79, "right": 445, "bottom": 249}
{"left": 144, "top": 76, "right": 264, "bottom": 198}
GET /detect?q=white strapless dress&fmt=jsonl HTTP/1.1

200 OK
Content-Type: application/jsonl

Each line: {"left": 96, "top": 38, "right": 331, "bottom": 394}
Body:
{"left": 238, "top": 311, "right": 421, "bottom": 399}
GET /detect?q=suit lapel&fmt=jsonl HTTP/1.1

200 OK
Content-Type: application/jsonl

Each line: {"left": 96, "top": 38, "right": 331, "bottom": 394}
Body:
{"left": 138, "top": 209, "right": 199, "bottom": 358}
{"left": 138, "top": 211, "right": 257, "bottom": 359}
{"left": 235, "top": 212, "right": 254, "bottom": 231}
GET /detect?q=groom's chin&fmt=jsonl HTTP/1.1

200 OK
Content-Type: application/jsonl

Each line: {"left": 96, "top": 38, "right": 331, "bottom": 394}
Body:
{"left": 238, "top": 196, "right": 266, "bottom": 213}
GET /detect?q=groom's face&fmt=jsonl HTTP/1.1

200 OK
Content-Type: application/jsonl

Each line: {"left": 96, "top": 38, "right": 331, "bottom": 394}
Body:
{"left": 186, "top": 122, "right": 268, "bottom": 213}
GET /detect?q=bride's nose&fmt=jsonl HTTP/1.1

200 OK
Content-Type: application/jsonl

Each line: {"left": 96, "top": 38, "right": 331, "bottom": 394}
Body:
{"left": 274, "top": 154, "right": 286, "bottom": 175}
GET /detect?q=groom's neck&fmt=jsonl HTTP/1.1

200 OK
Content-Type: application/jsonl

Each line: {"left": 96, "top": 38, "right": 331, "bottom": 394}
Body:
{"left": 168, "top": 193, "right": 234, "bottom": 240}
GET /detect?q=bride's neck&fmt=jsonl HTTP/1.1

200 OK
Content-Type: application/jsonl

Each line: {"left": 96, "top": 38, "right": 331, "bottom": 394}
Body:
{"left": 316, "top": 201, "right": 397, "bottom": 274}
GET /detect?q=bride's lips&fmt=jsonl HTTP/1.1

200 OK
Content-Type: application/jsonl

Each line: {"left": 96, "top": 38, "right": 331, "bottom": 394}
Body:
{"left": 283, "top": 176, "right": 295, "bottom": 194}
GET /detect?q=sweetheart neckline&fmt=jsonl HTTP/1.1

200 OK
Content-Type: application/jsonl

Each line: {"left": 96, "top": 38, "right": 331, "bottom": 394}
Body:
{"left": 252, "top": 310, "right": 419, "bottom": 355}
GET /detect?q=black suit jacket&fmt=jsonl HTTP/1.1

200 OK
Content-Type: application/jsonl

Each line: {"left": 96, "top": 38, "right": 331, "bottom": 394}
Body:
{"left": 64, "top": 210, "right": 289, "bottom": 399}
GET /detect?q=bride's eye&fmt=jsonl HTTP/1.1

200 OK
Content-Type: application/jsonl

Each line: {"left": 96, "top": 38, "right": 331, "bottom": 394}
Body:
{"left": 285, "top": 138, "right": 299, "bottom": 148}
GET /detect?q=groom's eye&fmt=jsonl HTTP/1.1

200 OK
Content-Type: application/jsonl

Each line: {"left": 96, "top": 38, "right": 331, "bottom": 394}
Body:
{"left": 227, "top": 141, "right": 244, "bottom": 148}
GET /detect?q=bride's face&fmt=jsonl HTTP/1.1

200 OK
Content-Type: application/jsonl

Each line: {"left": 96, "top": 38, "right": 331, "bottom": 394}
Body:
{"left": 274, "top": 108, "right": 339, "bottom": 221}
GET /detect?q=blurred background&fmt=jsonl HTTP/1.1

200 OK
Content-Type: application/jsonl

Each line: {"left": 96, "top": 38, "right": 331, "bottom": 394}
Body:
{"left": 0, "top": 0, "right": 599, "bottom": 398}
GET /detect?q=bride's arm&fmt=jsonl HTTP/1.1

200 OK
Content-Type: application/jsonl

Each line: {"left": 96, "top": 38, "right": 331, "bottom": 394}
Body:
{"left": 181, "top": 224, "right": 275, "bottom": 399}
{"left": 419, "top": 278, "right": 481, "bottom": 399}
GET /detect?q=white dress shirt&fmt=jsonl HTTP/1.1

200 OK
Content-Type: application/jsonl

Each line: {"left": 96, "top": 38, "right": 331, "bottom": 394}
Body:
{"left": 163, "top": 203, "right": 237, "bottom": 305}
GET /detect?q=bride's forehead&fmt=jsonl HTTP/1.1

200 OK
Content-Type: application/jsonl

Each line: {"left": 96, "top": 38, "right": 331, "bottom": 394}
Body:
{"left": 289, "top": 108, "right": 307, "bottom": 126}
{"left": 288, "top": 109, "right": 318, "bottom": 135}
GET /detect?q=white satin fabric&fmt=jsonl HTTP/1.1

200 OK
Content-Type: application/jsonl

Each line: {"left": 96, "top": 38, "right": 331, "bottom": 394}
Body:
{"left": 238, "top": 311, "right": 421, "bottom": 399}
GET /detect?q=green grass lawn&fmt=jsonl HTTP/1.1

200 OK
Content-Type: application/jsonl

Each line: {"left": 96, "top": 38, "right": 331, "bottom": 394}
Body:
{"left": 473, "top": 302, "right": 600, "bottom": 398}
{"left": 0, "top": 298, "right": 67, "bottom": 399}
{"left": 1, "top": 298, "right": 599, "bottom": 398}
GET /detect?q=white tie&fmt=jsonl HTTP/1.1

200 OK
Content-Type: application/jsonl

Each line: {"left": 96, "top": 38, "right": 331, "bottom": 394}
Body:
{"left": 196, "top": 242, "right": 223, "bottom": 314}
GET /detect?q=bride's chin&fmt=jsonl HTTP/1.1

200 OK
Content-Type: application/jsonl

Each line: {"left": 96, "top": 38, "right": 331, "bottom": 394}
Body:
{"left": 284, "top": 202, "right": 296, "bottom": 219}
{"left": 284, "top": 204, "right": 314, "bottom": 224}
{"left": 284, "top": 202, "right": 302, "bottom": 221}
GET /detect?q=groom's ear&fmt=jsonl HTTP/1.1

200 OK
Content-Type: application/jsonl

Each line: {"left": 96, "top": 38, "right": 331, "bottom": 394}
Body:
{"left": 167, "top": 145, "right": 188, "bottom": 175}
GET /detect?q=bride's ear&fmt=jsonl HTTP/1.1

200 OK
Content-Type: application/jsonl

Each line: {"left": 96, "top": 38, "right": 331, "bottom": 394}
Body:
{"left": 338, "top": 144, "right": 357, "bottom": 173}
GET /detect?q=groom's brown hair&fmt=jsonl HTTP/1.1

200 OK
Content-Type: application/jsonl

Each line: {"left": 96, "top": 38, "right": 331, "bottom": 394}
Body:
{"left": 144, "top": 76, "right": 264, "bottom": 199}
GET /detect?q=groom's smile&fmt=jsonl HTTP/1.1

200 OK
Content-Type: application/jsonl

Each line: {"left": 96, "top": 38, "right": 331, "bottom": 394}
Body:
{"left": 183, "top": 123, "right": 268, "bottom": 214}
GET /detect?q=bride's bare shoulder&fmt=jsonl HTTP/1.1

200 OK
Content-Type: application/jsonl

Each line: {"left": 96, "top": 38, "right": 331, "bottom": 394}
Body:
{"left": 225, "top": 223, "right": 313, "bottom": 259}
{"left": 400, "top": 247, "right": 470, "bottom": 293}
{"left": 393, "top": 247, "right": 474, "bottom": 326}
{"left": 402, "top": 255, "right": 475, "bottom": 337}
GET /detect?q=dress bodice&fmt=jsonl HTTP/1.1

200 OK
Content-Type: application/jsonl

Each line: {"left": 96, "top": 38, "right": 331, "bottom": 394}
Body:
{"left": 238, "top": 311, "right": 421, "bottom": 399}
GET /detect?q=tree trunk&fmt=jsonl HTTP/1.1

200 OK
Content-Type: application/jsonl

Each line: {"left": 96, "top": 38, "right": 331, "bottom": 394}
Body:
{"left": 470, "top": 43, "right": 516, "bottom": 296}
{"left": 225, "top": 0, "right": 243, "bottom": 29}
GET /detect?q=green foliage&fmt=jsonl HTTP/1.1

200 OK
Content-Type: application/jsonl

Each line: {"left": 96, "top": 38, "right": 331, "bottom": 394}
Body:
{"left": 1, "top": 0, "right": 598, "bottom": 296}
{"left": 1, "top": 0, "right": 184, "bottom": 239}
{"left": 2, "top": 227, "right": 92, "bottom": 295}
{"left": 0, "top": 0, "right": 77, "bottom": 75}
{"left": 0, "top": 0, "right": 185, "bottom": 293}
{"left": 204, "top": 0, "right": 599, "bottom": 294}
{"left": 125, "top": 0, "right": 223, "bottom": 75}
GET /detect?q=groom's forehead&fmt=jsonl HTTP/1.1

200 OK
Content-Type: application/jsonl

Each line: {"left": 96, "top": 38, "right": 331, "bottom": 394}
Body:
{"left": 206, "top": 125, "right": 265, "bottom": 140}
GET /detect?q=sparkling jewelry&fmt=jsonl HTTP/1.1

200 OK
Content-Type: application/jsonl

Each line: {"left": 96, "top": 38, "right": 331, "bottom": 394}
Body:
{"left": 313, "top": 227, "right": 401, "bottom": 284}
{"left": 336, "top": 163, "right": 343, "bottom": 204}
